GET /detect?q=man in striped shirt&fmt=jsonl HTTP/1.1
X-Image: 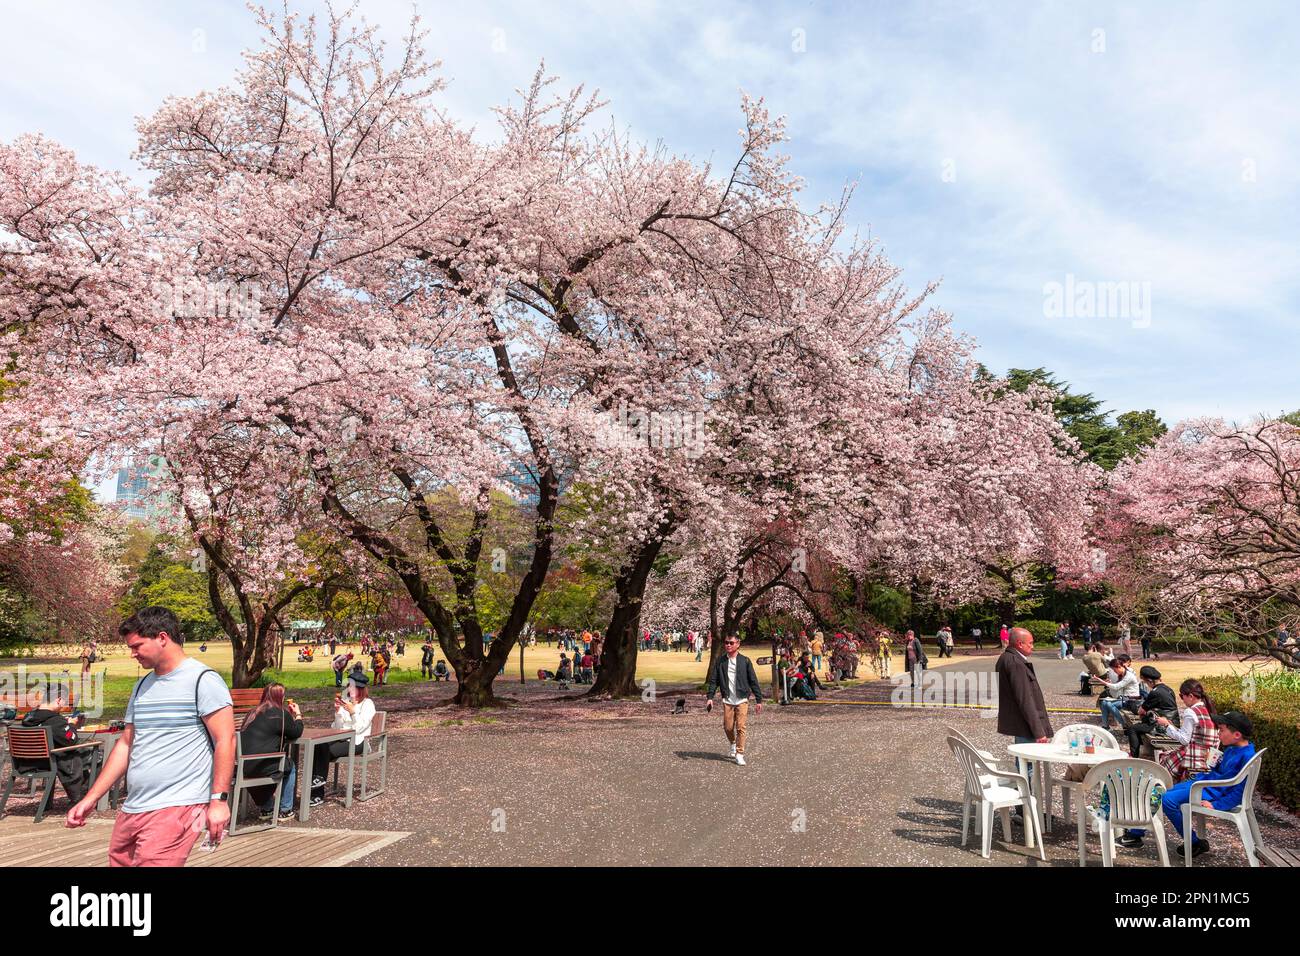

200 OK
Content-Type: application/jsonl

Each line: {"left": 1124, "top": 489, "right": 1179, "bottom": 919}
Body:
{"left": 67, "top": 607, "right": 235, "bottom": 866}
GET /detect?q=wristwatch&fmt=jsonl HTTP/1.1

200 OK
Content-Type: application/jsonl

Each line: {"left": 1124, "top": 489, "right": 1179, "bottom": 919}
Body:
{"left": 210, "top": 792, "right": 229, "bottom": 803}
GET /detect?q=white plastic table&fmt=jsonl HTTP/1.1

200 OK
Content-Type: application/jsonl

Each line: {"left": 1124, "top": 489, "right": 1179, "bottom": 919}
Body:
{"left": 1007, "top": 741, "right": 1128, "bottom": 833}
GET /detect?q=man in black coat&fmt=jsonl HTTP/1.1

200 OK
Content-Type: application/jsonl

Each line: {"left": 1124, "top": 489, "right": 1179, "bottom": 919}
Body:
{"left": 16, "top": 684, "right": 90, "bottom": 804}
{"left": 996, "top": 627, "right": 1052, "bottom": 745}
{"left": 705, "top": 636, "right": 764, "bottom": 765}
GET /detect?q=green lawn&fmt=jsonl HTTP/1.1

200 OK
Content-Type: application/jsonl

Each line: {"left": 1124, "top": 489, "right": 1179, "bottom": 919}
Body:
{"left": 3, "top": 640, "right": 724, "bottom": 719}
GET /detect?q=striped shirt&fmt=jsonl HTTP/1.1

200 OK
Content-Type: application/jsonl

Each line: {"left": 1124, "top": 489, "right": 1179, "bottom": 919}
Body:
{"left": 122, "top": 657, "right": 232, "bottom": 813}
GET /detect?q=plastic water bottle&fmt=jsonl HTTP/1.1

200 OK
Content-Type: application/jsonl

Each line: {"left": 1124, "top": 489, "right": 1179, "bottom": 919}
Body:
{"left": 1069, "top": 729, "right": 1079, "bottom": 753}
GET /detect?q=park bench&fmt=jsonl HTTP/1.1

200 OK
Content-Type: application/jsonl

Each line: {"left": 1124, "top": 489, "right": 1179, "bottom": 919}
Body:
{"left": 353, "top": 711, "right": 388, "bottom": 801}
{"left": 326, "top": 710, "right": 389, "bottom": 800}
{"left": 1, "top": 689, "right": 79, "bottom": 797}
{"left": 229, "top": 688, "right": 264, "bottom": 722}
{"left": 323, "top": 710, "right": 390, "bottom": 805}
{"left": 0, "top": 687, "right": 77, "bottom": 718}
{"left": 0, "top": 725, "right": 102, "bottom": 823}
{"left": 227, "top": 687, "right": 286, "bottom": 834}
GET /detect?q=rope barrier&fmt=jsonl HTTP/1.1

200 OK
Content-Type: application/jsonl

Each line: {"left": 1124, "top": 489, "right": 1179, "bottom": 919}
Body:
{"left": 789, "top": 698, "right": 1101, "bottom": 715}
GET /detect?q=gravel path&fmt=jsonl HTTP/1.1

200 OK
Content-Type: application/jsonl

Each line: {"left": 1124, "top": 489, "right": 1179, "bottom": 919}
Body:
{"left": 6, "top": 652, "right": 1289, "bottom": 866}
{"left": 289, "top": 653, "right": 1298, "bottom": 867}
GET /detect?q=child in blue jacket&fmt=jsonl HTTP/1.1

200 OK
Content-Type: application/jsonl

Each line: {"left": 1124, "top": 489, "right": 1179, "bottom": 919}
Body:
{"left": 1122, "top": 711, "right": 1257, "bottom": 857}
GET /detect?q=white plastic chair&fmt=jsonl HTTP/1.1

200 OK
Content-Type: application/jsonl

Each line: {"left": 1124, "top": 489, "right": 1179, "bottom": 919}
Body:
{"left": 1050, "top": 724, "right": 1119, "bottom": 825}
{"left": 1182, "top": 748, "right": 1267, "bottom": 867}
{"left": 948, "top": 736, "right": 1045, "bottom": 860}
{"left": 1078, "top": 758, "right": 1172, "bottom": 867}
{"left": 945, "top": 726, "right": 1014, "bottom": 837}
{"left": 945, "top": 725, "right": 1017, "bottom": 777}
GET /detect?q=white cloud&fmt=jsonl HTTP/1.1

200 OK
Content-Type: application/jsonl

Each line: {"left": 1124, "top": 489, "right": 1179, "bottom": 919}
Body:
{"left": 2, "top": 0, "right": 1296, "bottom": 432}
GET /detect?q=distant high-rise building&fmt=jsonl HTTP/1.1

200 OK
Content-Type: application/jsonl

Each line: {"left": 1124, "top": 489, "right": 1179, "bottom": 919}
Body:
{"left": 114, "top": 455, "right": 167, "bottom": 521}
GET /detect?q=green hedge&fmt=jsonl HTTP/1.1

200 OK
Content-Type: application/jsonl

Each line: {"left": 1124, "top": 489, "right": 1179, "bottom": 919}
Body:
{"left": 1151, "top": 633, "right": 1266, "bottom": 656}
{"left": 1200, "top": 672, "right": 1300, "bottom": 812}
{"left": 1015, "top": 620, "right": 1062, "bottom": 643}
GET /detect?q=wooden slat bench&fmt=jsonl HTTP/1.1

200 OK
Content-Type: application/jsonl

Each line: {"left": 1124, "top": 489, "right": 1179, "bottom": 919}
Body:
{"left": 0, "top": 688, "right": 77, "bottom": 718}
{"left": 229, "top": 688, "right": 263, "bottom": 722}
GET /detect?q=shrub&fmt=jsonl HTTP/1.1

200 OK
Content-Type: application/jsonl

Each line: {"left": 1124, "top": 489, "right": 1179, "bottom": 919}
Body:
{"left": 1151, "top": 631, "right": 1261, "bottom": 656}
{"left": 1200, "top": 672, "right": 1300, "bottom": 812}
{"left": 1014, "top": 619, "right": 1060, "bottom": 643}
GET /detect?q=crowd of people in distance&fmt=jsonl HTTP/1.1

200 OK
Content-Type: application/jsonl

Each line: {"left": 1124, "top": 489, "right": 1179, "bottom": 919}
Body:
{"left": 633, "top": 627, "right": 708, "bottom": 658}
{"left": 537, "top": 629, "right": 605, "bottom": 684}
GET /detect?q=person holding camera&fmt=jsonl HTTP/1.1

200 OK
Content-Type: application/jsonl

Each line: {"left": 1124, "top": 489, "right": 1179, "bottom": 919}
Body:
{"left": 310, "top": 674, "right": 375, "bottom": 807}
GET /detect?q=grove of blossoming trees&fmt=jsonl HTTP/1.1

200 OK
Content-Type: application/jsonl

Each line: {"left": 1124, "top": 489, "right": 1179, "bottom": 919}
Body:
{"left": 1099, "top": 419, "right": 1300, "bottom": 669}
{"left": 640, "top": 323, "right": 1102, "bottom": 676}
{"left": 3, "top": 5, "right": 1116, "bottom": 700}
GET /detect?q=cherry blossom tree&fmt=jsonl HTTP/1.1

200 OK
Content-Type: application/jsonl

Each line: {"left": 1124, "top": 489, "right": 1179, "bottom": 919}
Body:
{"left": 1104, "top": 418, "right": 1300, "bottom": 669}
{"left": 1, "top": 3, "right": 1102, "bottom": 706}
{"left": 0, "top": 515, "right": 123, "bottom": 647}
{"left": 794, "top": 322, "right": 1099, "bottom": 637}
{"left": 155, "top": 425, "right": 367, "bottom": 687}
{"left": 0, "top": 134, "right": 146, "bottom": 546}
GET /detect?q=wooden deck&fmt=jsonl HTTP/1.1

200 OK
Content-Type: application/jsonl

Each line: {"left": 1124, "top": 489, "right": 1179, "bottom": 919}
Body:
{"left": 0, "top": 816, "right": 409, "bottom": 867}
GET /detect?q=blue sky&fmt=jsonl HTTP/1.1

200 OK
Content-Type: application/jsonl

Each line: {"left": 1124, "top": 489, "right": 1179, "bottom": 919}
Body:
{"left": 3, "top": 1, "right": 1297, "bottom": 503}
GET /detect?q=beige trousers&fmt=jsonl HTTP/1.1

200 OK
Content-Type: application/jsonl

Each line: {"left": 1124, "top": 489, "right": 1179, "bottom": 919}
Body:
{"left": 723, "top": 701, "right": 749, "bottom": 754}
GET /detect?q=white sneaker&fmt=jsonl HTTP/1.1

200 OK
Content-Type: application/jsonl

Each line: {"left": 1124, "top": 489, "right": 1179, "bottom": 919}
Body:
{"left": 729, "top": 744, "right": 737, "bottom": 758}
{"left": 735, "top": 754, "right": 746, "bottom": 766}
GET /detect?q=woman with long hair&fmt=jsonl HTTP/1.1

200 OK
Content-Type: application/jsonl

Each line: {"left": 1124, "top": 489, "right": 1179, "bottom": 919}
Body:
{"left": 239, "top": 683, "right": 304, "bottom": 821}
{"left": 1153, "top": 678, "right": 1219, "bottom": 781}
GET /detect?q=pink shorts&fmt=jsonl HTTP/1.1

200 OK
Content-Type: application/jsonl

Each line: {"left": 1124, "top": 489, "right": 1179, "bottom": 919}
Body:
{"left": 108, "top": 804, "right": 207, "bottom": 867}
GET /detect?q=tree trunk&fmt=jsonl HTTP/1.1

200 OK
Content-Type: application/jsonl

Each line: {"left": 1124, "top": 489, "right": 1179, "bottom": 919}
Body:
{"left": 587, "top": 588, "right": 642, "bottom": 698}
{"left": 453, "top": 661, "right": 500, "bottom": 707}
{"left": 996, "top": 598, "right": 1016, "bottom": 630}
{"left": 707, "top": 618, "right": 742, "bottom": 674}
{"left": 229, "top": 625, "right": 254, "bottom": 688}
{"left": 588, "top": 537, "right": 667, "bottom": 698}
{"left": 228, "top": 619, "right": 278, "bottom": 689}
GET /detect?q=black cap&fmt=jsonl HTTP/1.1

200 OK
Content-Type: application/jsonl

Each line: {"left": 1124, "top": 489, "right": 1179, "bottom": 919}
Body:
{"left": 349, "top": 672, "right": 370, "bottom": 687}
{"left": 1138, "top": 666, "right": 1161, "bottom": 681}
{"left": 1212, "top": 711, "right": 1253, "bottom": 738}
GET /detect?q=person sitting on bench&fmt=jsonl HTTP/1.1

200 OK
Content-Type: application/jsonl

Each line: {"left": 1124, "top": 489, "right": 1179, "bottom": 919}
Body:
{"left": 1078, "top": 642, "right": 1107, "bottom": 695}
{"left": 15, "top": 683, "right": 90, "bottom": 805}
{"left": 1124, "top": 666, "right": 1178, "bottom": 757}
{"left": 310, "top": 675, "right": 374, "bottom": 807}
